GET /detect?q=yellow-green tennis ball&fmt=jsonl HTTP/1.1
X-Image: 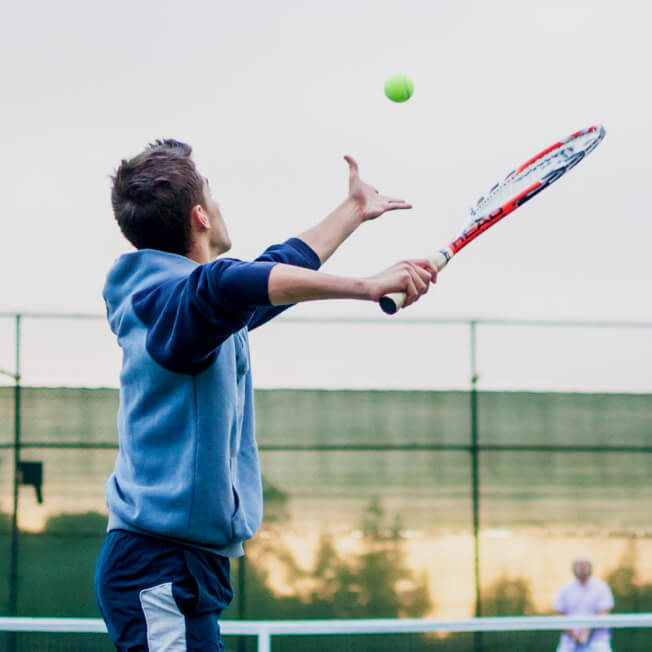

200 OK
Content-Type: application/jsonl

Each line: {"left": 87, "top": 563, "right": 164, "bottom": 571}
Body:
{"left": 384, "top": 74, "right": 414, "bottom": 102}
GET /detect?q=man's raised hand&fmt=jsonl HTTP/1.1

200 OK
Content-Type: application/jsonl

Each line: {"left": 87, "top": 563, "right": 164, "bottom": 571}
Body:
{"left": 345, "top": 156, "right": 412, "bottom": 221}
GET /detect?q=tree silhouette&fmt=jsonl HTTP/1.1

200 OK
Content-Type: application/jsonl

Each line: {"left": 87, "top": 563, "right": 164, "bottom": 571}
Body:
{"left": 482, "top": 573, "right": 535, "bottom": 616}
{"left": 606, "top": 540, "right": 652, "bottom": 612}
{"left": 43, "top": 511, "right": 107, "bottom": 536}
{"left": 242, "top": 496, "right": 432, "bottom": 621}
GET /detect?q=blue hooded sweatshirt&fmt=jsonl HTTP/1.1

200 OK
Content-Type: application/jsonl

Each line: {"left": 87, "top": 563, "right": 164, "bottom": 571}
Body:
{"left": 102, "top": 238, "right": 320, "bottom": 557}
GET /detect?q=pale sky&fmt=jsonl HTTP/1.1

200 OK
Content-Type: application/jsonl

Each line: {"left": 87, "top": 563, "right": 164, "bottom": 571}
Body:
{"left": 1, "top": 0, "right": 651, "bottom": 389}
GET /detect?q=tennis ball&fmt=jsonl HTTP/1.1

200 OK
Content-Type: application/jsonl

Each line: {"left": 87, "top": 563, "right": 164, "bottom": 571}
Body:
{"left": 384, "top": 74, "right": 414, "bottom": 103}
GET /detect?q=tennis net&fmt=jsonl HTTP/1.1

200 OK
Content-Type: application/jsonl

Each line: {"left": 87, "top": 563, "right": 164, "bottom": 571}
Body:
{"left": 1, "top": 614, "right": 651, "bottom": 651}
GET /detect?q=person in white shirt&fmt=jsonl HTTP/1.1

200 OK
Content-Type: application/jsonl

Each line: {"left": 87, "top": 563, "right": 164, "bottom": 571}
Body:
{"left": 554, "top": 555, "right": 615, "bottom": 651}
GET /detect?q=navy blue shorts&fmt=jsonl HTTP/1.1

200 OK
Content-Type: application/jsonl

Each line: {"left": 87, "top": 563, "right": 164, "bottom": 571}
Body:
{"left": 95, "top": 530, "right": 234, "bottom": 651}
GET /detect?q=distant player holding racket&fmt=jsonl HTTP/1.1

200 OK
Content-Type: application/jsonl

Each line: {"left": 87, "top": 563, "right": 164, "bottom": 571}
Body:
{"left": 554, "top": 556, "right": 614, "bottom": 652}
{"left": 94, "top": 139, "right": 436, "bottom": 651}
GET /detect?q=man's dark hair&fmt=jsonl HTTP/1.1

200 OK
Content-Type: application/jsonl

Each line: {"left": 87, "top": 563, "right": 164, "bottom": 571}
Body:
{"left": 111, "top": 139, "right": 205, "bottom": 255}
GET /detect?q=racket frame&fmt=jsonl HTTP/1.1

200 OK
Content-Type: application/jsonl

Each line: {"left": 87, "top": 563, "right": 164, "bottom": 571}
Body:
{"left": 379, "top": 125, "right": 605, "bottom": 315}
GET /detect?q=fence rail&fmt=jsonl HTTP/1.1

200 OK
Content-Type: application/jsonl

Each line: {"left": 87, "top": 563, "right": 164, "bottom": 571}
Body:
{"left": 1, "top": 615, "right": 652, "bottom": 652}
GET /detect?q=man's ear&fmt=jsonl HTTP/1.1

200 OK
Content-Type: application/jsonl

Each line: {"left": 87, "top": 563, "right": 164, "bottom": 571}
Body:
{"left": 190, "top": 204, "right": 210, "bottom": 230}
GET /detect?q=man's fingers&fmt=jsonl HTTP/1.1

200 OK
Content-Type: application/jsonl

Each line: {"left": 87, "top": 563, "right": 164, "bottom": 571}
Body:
{"left": 383, "top": 196, "right": 408, "bottom": 204}
{"left": 402, "top": 261, "right": 430, "bottom": 306}
{"left": 384, "top": 202, "right": 413, "bottom": 212}
{"left": 344, "top": 155, "right": 359, "bottom": 179}
{"left": 411, "top": 259, "right": 438, "bottom": 283}
{"left": 381, "top": 195, "right": 413, "bottom": 211}
{"left": 343, "top": 160, "right": 414, "bottom": 220}
{"left": 408, "top": 262, "right": 430, "bottom": 295}
{"left": 374, "top": 259, "right": 437, "bottom": 308}
{"left": 403, "top": 273, "right": 418, "bottom": 306}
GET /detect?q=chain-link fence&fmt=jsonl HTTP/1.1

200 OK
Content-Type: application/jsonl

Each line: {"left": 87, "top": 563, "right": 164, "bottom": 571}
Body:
{"left": 1, "top": 313, "right": 651, "bottom": 630}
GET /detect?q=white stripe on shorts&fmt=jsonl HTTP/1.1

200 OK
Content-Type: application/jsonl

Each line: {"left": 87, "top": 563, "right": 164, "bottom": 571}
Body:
{"left": 139, "top": 582, "right": 187, "bottom": 651}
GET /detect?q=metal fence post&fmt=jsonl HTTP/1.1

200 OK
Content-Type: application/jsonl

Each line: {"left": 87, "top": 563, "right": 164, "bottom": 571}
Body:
{"left": 8, "top": 315, "right": 21, "bottom": 651}
{"left": 470, "top": 320, "right": 482, "bottom": 652}
{"left": 9, "top": 315, "right": 21, "bottom": 613}
{"left": 257, "top": 625, "right": 270, "bottom": 652}
{"left": 238, "top": 549, "right": 246, "bottom": 652}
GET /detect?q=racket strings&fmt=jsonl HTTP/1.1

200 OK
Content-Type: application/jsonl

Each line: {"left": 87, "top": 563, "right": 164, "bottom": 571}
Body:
{"left": 470, "top": 129, "right": 604, "bottom": 222}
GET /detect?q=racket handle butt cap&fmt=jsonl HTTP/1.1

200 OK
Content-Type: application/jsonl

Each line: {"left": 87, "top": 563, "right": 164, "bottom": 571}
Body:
{"left": 379, "top": 294, "right": 401, "bottom": 315}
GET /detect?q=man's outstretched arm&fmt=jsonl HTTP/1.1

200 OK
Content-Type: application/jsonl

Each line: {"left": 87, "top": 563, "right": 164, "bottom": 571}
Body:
{"left": 132, "top": 256, "right": 436, "bottom": 374}
{"left": 297, "top": 156, "right": 412, "bottom": 264}
{"left": 267, "top": 259, "right": 436, "bottom": 308}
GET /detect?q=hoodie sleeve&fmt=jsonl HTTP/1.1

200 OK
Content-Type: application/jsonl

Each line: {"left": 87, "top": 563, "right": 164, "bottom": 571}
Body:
{"left": 247, "top": 237, "right": 321, "bottom": 330}
{"left": 131, "top": 238, "right": 320, "bottom": 374}
{"left": 132, "top": 257, "right": 276, "bottom": 374}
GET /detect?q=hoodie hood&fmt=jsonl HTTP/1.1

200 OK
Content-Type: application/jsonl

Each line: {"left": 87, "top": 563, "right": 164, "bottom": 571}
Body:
{"left": 103, "top": 249, "right": 198, "bottom": 334}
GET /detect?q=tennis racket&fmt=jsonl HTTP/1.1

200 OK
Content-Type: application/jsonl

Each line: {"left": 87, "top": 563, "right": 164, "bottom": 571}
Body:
{"left": 379, "top": 124, "right": 606, "bottom": 315}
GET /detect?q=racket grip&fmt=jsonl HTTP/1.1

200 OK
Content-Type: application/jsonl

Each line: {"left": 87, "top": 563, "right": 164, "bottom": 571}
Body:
{"left": 379, "top": 251, "right": 450, "bottom": 315}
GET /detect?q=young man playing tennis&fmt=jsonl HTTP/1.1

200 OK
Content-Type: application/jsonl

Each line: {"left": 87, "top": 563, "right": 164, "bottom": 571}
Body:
{"left": 95, "top": 139, "right": 436, "bottom": 651}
